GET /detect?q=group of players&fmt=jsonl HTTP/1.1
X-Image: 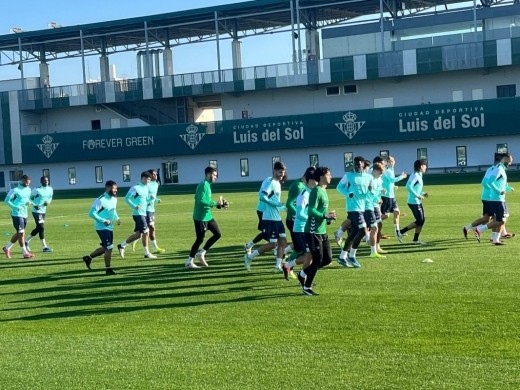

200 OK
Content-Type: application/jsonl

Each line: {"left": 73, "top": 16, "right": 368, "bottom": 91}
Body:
{"left": 3, "top": 175, "right": 54, "bottom": 260}
{"left": 2, "top": 152, "right": 514, "bottom": 287}
{"left": 239, "top": 156, "right": 430, "bottom": 295}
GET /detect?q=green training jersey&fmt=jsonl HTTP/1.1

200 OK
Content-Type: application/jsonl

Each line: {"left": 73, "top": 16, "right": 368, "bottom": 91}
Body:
{"left": 285, "top": 179, "right": 306, "bottom": 221}
{"left": 193, "top": 179, "right": 216, "bottom": 221}
{"left": 304, "top": 186, "right": 329, "bottom": 235}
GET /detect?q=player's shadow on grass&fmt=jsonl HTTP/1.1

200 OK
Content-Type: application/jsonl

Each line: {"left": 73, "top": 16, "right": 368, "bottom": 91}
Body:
{"left": 0, "top": 285, "right": 292, "bottom": 322}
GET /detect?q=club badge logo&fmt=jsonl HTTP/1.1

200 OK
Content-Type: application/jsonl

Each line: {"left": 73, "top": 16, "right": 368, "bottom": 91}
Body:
{"left": 180, "top": 124, "right": 205, "bottom": 150}
{"left": 37, "top": 135, "right": 59, "bottom": 158}
{"left": 335, "top": 111, "right": 365, "bottom": 139}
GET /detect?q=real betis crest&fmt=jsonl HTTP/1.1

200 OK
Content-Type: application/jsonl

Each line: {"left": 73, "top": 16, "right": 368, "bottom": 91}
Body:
{"left": 180, "top": 124, "right": 205, "bottom": 150}
{"left": 37, "top": 135, "right": 59, "bottom": 158}
{"left": 335, "top": 111, "right": 365, "bottom": 140}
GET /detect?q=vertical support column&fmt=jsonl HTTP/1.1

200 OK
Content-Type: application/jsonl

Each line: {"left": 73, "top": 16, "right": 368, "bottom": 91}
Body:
{"left": 473, "top": 0, "right": 478, "bottom": 41}
{"left": 18, "top": 38, "right": 25, "bottom": 89}
{"left": 163, "top": 30, "right": 174, "bottom": 76}
{"left": 380, "top": 0, "right": 385, "bottom": 51}
{"left": 214, "top": 11, "right": 222, "bottom": 82}
{"left": 80, "top": 30, "right": 87, "bottom": 84}
{"left": 39, "top": 45, "right": 50, "bottom": 89}
{"left": 296, "top": 0, "right": 302, "bottom": 62}
{"left": 163, "top": 47, "right": 173, "bottom": 76}
{"left": 153, "top": 50, "right": 161, "bottom": 77}
{"left": 305, "top": 9, "right": 320, "bottom": 60}
{"left": 290, "top": 0, "right": 297, "bottom": 63}
{"left": 99, "top": 38, "right": 110, "bottom": 82}
{"left": 144, "top": 21, "right": 152, "bottom": 78}
{"left": 232, "top": 33, "right": 242, "bottom": 69}
{"left": 137, "top": 52, "right": 143, "bottom": 78}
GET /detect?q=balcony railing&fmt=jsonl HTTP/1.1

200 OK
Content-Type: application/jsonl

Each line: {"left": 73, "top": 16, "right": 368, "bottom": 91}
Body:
{"left": 16, "top": 24, "right": 520, "bottom": 105}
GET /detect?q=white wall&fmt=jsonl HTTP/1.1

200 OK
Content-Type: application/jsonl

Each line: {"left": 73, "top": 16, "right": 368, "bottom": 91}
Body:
{"left": 222, "top": 68, "right": 520, "bottom": 119}
{"left": 6, "top": 134, "right": 519, "bottom": 190}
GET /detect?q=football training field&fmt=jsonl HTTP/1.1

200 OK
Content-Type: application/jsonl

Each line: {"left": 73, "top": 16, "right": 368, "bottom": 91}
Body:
{"left": 1, "top": 176, "right": 518, "bottom": 389}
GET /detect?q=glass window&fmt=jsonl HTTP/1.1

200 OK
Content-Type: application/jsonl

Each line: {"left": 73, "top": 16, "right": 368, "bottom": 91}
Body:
{"left": 122, "top": 164, "right": 131, "bottom": 182}
{"left": 240, "top": 158, "right": 249, "bottom": 177}
{"left": 91, "top": 119, "right": 101, "bottom": 130}
{"left": 497, "top": 84, "right": 516, "bottom": 98}
{"left": 344, "top": 152, "right": 353, "bottom": 172}
{"left": 417, "top": 148, "right": 428, "bottom": 162}
{"left": 9, "top": 170, "right": 24, "bottom": 181}
{"left": 380, "top": 150, "right": 389, "bottom": 160}
{"left": 95, "top": 166, "right": 103, "bottom": 183}
{"left": 42, "top": 169, "right": 50, "bottom": 183}
{"left": 68, "top": 168, "right": 76, "bottom": 185}
{"left": 456, "top": 146, "right": 467, "bottom": 167}
{"left": 343, "top": 85, "right": 357, "bottom": 94}
{"left": 309, "top": 154, "right": 319, "bottom": 168}
{"left": 497, "top": 143, "right": 508, "bottom": 154}
{"left": 326, "top": 86, "right": 340, "bottom": 96}
{"left": 209, "top": 160, "right": 218, "bottom": 169}
{"left": 163, "top": 162, "right": 178, "bottom": 184}
{"left": 272, "top": 156, "right": 281, "bottom": 168}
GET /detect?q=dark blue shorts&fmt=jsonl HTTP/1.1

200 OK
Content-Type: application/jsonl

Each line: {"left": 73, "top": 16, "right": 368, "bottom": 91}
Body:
{"left": 32, "top": 212, "right": 46, "bottom": 225}
{"left": 96, "top": 229, "right": 114, "bottom": 250}
{"left": 292, "top": 231, "right": 309, "bottom": 253}
{"left": 381, "top": 197, "right": 399, "bottom": 214}
{"left": 262, "top": 220, "right": 286, "bottom": 243}
{"left": 12, "top": 216, "right": 28, "bottom": 233}
{"left": 347, "top": 211, "right": 367, "bottom": 229}
{"left": 482, "top": 200, "right": 494, "bottom": 217}
{"left": 133, "top": 215, "right": 149, "bottom": 234}
{"left": 490, "top": 201, "right": 506, "bottom": 222}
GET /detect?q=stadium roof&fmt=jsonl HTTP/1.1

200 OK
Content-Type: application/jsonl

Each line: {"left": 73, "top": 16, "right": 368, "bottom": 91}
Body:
{"left": 0, "top": 0, "right": 475, "bottom": 65}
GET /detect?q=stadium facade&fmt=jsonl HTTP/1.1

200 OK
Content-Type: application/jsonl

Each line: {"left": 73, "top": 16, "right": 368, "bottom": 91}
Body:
{"left": 0, "top": 0, "right": 519, "bottom": 190}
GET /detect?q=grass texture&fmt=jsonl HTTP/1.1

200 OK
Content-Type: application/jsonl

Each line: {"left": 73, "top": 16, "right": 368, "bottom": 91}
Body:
{"left": 0, "top": 180, "right": 519, "bottom": 389}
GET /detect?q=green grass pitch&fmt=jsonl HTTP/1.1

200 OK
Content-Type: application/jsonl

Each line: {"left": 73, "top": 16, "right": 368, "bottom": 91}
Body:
{"left": 0, "top": 176, "right": 519, "bottom": 389}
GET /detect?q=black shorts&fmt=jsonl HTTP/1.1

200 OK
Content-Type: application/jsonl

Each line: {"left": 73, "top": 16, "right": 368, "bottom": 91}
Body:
{"left": 96, "top": 229, "right": 114, "bottom": 250}
{"left": 285, "top": 218, "right": 296, "bottom": 243}
{"left": 490, "top": 201, "right": 506, "bottom": 222}
{"left": 256, "top": 210, "right": 263, "bottom": 231}
{"left": 133, "top": 215, "right": 149, "bottom": 234}
{"left": 262, "top": 220, "right": 286, "bottom": 243}
{"left": 482, "top": 200, "right": 494, "bottom": 217}
{"left": 364, "top": 209, "right": 377, "bottom": 228}
{"left": 292, "top": 231, "right": 309, "bottom": 253}
{"left": 381, "top": 197, "right": 399, "bottom": 214}
{"left": 32, "top": 212, "right": 46, "bottom": 225}
{"left": 408, "top": 203, "right": 425, "bottom": 225}
{"left": 12, "top": 216, "right": 28, "bottom": 233}
{"left": 347, "top": 211, "right": 367, "bottom": 229}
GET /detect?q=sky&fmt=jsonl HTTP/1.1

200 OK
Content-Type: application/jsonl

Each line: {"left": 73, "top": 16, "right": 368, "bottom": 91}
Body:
{"left": 0, "top": 0, "right": 297, "bottom": 86}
